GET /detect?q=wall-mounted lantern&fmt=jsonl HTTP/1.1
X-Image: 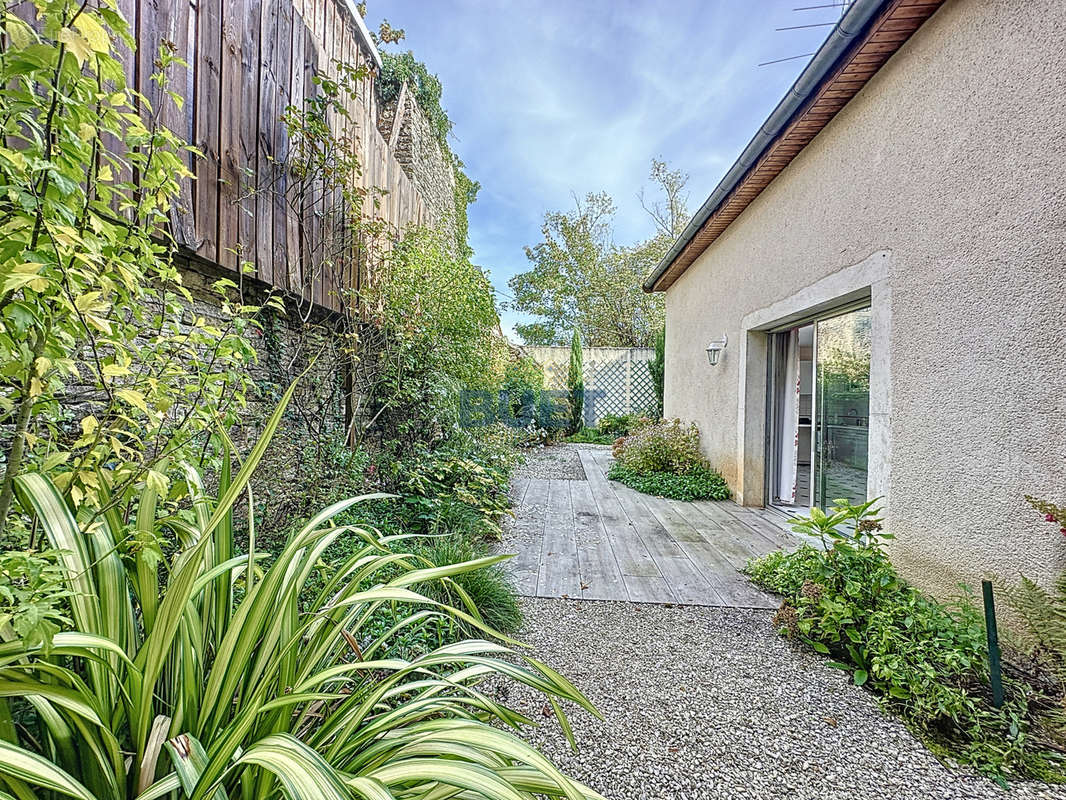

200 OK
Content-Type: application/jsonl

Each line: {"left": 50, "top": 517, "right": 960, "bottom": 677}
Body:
{"left": 706, "top": 334, "right": 728, "bottom": 367}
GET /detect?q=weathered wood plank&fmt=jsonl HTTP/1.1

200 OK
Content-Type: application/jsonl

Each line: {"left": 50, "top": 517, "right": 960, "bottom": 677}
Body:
{"left": 727, "top": 508, "right": 797, "bottom": 550}
{"left": 570, "top": 479, "right": 625, "bottom": 601}
{"left": 194, "top": 0, "right": 223, "bottom": 262}
{"left": 271, "top": 0, "right": 293, "bottom": 292}
{"left": 656, "top": 556, "right": 726, "bottom": 606}
{"left": 715, "top": 516, "right": 781, "bottom": 559}
{"left": 504, "top": 478, "right": 547, "bottom": 596}
{"left": 217, "top": 0, "right": 243, "bottom": 270}
{"left": 623, "top": 574, "right": 674, "bottom": 604}
{"left": 638, "top": 494, "right": 730, "bottom": 605}
{"left": 104, "top": 0, "right": 138, "bottom": 215}
{"left": 537, "top": 480, "right": 580, "bottom": 599}
{"left": 667, "top": 499, "right": 764, "bottom": 570}
{"left": 286, "top": 11, "right": 306, "bottom": 290}
{"left": 301, "top": 22, "right": 317, "bottom": 303}
{"left": 255, "top": 0, "right": 279, "bottom": 283}
{"left": 579, "top": 451, "right": 658, "bottom": 579}
{"left": 82, "top": 0, "right": 442, "bottom": 309}
{"left": 237, "top": 0, "right": 261, "bottom": 271}
{"left": 687, "top": 499, "right": 736, "bottom": 525}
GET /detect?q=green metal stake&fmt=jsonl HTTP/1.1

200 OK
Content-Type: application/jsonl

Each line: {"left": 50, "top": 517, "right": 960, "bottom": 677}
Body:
{"left": 982, "top": 579, "right": 1004, "bottom": 709}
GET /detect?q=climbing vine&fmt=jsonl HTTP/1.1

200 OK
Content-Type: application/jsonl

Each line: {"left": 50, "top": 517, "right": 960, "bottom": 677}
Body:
{"left": 0, "top": 2, "right": 260, "bottom": 538}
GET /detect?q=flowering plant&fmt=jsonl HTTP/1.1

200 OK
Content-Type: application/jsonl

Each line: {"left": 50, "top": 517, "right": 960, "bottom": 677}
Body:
{"left": 1025, "top": 495, "right": 1066, "bottom": 537}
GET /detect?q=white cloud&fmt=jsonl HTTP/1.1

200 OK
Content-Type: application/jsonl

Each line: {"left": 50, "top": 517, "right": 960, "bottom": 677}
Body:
{"left": 367, "top": 0, "right": 837, "bottom": 333}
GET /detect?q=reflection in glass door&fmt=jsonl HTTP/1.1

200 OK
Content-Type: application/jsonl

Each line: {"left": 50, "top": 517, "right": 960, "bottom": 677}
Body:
{"left": 812, "top": 308, "right": 872, "bottom": 508}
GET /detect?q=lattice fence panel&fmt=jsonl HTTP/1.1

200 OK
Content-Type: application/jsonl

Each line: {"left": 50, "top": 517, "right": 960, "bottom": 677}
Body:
{"left": 526, "top": 346, "right": 657, "bottom": 424}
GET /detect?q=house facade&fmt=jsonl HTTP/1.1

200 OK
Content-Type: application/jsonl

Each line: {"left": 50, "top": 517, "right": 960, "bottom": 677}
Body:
{"left": 645, "top": 0, "right": 1066, "bottom": 598}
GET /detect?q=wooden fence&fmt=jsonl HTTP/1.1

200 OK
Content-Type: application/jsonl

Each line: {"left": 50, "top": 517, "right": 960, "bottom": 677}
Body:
{"left": 114, "top": 0, "right": 429, "bottom": 311}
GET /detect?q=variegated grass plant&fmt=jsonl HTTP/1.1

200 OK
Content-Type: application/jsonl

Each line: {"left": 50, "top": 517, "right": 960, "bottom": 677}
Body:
{"left": 0, "top": 385, "right": 603, "bottom": 799}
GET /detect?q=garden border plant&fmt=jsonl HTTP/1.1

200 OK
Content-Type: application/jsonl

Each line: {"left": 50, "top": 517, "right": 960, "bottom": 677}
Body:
{"left": 745, "top": 498, "right": 1066, "bottom": 784}
{"left": 0, "top": 2, "right": 261, "bottom": 539}
{"left": 0, "top": 385, "right": 606, "bottom": 799}
{"left": 607, "top": 418, "right": 730, "bottom": 501}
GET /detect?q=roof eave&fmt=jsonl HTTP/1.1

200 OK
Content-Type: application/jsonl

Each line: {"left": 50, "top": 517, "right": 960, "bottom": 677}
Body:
{"left": 644, "top": 0, "right": 945, "bottom": 293}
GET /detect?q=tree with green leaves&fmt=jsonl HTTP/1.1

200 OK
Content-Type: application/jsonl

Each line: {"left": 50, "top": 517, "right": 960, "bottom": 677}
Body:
{"left": 567, "top": 329, "right": 584, "bottom": 433}
{"left": 508, "top": 159, "right": 688, "bottom": 347}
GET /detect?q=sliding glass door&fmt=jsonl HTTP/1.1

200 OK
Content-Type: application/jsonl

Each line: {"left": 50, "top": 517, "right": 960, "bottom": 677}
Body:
{"left": 813, "top": 307, "right": 871, "bottom": 508}
{"left": 769, "top": 305, "right": 871, "bottom": 510}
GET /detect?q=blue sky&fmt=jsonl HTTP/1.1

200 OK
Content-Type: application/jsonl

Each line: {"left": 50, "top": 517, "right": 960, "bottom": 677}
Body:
{"left": 366, "top": 1, "right": 841, "bottom": 339}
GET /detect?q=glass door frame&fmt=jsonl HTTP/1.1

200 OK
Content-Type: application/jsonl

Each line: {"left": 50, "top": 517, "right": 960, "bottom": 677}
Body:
{"left": 764, "top": 299, "right": 872, "bottom": 512}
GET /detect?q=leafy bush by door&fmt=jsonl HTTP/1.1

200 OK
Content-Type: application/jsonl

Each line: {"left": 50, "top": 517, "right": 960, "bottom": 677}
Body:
{"left": 746, "top": 499, "right": 1066, "bottom": 783}
{"left": 607, "top": 419, "right": 730, "bottom": 501}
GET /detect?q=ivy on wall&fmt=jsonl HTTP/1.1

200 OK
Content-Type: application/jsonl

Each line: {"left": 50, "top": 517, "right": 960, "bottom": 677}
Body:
{"left": 378, "top": 51, "right": 450, "bottom": 144}
{"left": 377, "top": 50, "right": 480, "bottom": 255}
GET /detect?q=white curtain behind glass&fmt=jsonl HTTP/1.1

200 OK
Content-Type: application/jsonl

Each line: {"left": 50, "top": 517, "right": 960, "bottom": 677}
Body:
{"left": 777, "top": 328, "right": 800, "bottom": 503}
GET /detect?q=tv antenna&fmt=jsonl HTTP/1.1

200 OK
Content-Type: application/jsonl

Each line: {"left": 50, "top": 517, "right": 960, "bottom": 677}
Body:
{"left": 757, "top": 1, "right": 853, "bottom": 67}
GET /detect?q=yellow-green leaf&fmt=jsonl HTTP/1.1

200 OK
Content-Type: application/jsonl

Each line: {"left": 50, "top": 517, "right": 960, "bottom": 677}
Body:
{"left": 58, "top": 27, "right": 93, "bottom": 66}
{"left": 73, "top": 14, "right": 110, "bottom": 53}
{"left": 115, "top": 389, "right": 148, "bottom": 412}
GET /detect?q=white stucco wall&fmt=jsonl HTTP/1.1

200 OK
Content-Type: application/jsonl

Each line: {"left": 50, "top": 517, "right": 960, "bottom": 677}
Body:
{"left": 664, "top": 0, "right": 1066, "bottom": 598}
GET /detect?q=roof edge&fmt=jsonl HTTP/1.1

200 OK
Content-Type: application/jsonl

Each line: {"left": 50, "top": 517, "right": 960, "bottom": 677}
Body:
{"left": 644, "top": 0, "right": 940, "bottom": 293}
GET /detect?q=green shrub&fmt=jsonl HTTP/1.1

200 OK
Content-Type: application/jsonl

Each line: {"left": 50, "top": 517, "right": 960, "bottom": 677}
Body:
{"left": 650, "top": 326, "right": 665, "bottom": 417}
{"left": 377, "top": 51, "right": 451, "bottom": 145}
{"left": 357, "top": 227, "right": 508, "bottom": 444}
{"left": 596, "top": 413, "right": 645, "bottom": 438}
{"left": 999, "top": 497, "right": 1066, "bottom": 750}
{"left": 607, "top": 462, "right": 730, "bottom": 501}
{"left": 567, "top": 329, "right": 584, "bottom": 434}
{"left": 612, "top": 418, "right": 705, "bottom": 475}
{"left": 567, "top": 427, "right": 614, "bottom": 445}
{"left": 415, "top": 535, "right": 523, "bottom": 639}
{"left": 0, "top": 391, "right": 601, "bottom": 798}
{"left": 746, "top": 499, "right": 1063, "bottom": 782}
{"left": 386, "top": 428, "right": 518, "bottom": 539}
{"left": 0, "top": 1, "right": 258, "bottom": 536}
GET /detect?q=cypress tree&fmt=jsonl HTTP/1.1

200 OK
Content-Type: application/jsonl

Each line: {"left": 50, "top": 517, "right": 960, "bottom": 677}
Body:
{"left": 567, "top": 329, "right": 584, "bottom": 434}
{"left": 650, "top": 326, "right": 666, "bottom": 418}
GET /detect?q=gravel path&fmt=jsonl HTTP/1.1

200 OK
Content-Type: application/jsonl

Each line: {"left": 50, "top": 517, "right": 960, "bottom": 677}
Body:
{"left": 512, "top": 443, "right": 602, "bottom": 481}
{"left": 502, "top": 598, "right": 1066, "bottom": 800}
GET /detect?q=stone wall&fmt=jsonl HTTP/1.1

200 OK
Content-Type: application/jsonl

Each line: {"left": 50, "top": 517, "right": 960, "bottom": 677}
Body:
{"left": 377, "top": 84, "right": 458, "bottom": 245}
{"left": 173, "top": 254, "right": 354, "bottom": 535}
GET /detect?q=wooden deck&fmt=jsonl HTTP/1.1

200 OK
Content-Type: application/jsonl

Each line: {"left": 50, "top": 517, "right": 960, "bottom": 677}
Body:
{"left": 504, "top": 449, "right": 798, "bottom": 609}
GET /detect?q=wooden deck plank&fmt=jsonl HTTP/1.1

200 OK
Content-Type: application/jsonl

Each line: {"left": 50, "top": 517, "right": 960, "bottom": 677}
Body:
{"left": 579, "top": 451, "right": 659, "bottom": 579}
{"left": 505, "top": 447, "right": 786, "bottom": 608}
{"left": 674, "top": 537, "right": 777, "bottom": 609}
{"left": 656, "top": 556, "right": 726, "bottom": 606}
{"left": 638, "top": 494, "right": 738, "bottom": 606}
{"left": 687, "top": 500, "right": 736, "bottom": 525}
{"left": 666, "top": 499, "right": 765, "bottom": 570}
{"left": 571, "top": 482, "right": 622, "bottom": 601}
{"left": 509, "top": 477, "right": 530, "bottom": 506}
{"left": 570, "top": 479, "right": 626, "bottom": 601}
{"left": 718, "top": 517, "right": 783, "bottom": 558}
{"left": 537, "top": 480, "right": 581, "bottom": 598}
{"left": 728, "top": 507, "right": 798, "bottom": 549}
{"left": 505, "top": 478, "right": 547, "bottom": 595}
{"left": 623, "top": 574, "right": 675, "bottom": 604}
